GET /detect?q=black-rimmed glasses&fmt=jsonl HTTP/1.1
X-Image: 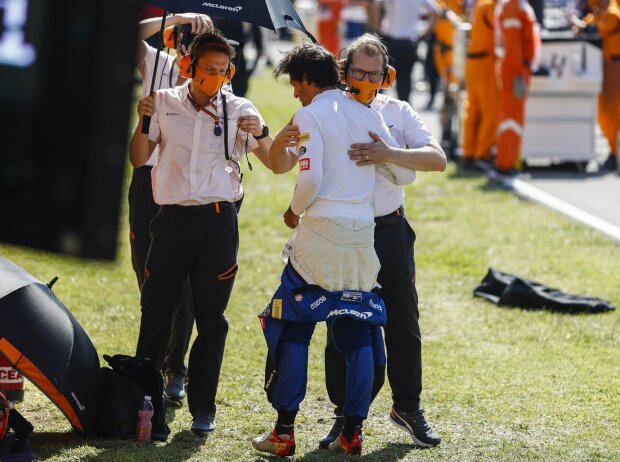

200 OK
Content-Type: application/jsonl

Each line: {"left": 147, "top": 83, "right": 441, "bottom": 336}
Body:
{"left": 349, "top": 68, "right": 385, "bottom": 83}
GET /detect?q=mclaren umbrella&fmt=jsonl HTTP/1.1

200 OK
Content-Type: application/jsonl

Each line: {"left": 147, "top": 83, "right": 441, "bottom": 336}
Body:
{"left": 146, "top": 0, "right": 314, "bottom": 37}
{"left": 141, "top": 0, "right": 315, "bottom": 133}
{"left": 0, "top": 257, "right": 100, "bottom": 434}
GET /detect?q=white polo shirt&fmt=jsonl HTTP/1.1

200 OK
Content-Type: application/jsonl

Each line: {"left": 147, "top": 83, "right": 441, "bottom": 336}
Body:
{"left": 379, "top": 0, "right": 440, "bottom": 40}
{"left": 147, "top": 83, "right": 263, "bottom": 206}
{"left": 138, "top": 44, "right": 180, "bottom": 167}
{"left": 370, "top": 94, "right": 435, "bottom": 217}
{"left": 290, "top": 89, "right": 401, "bottom": 220}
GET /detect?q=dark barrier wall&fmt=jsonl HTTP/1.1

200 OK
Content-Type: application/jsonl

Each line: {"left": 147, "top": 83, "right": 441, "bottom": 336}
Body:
{"left": 0, "top": 0, "right": 141, "bottom": 259}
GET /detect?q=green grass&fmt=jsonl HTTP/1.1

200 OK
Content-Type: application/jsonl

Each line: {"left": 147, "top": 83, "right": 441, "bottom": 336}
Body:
{"left": 1, "top": 70, "right": 619, "bottom": 461}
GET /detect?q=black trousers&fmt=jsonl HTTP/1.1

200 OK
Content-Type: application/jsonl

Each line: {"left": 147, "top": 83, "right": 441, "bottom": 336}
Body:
{"left": 424, "top": 32, "right": 440, "bottom": 104}
{"left": 325, "top": 210, "right": 422, "bottom": 413}
{"left": 128, "top": 167, "right": 194, "bottom": 377}
{"left": 136, "top": 202, "right": 239, "bottom": 416}
{"left": 383, "top": 35, "right": 418, "bottom": 103}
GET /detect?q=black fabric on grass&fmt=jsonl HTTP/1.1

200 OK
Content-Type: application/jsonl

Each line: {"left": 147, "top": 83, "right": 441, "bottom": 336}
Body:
{"left": 474, "top": 268, "right": 615, "bottom": 314}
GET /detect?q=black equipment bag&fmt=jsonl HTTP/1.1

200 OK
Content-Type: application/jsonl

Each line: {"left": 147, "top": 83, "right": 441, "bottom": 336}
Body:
{"left": 92, "top": 355, "right": 169, "bottom": 440}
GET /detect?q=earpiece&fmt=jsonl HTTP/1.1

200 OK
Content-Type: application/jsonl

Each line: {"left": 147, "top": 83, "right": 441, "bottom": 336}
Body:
{"left": 381, "top": 65, "right": 396, "bottom": 89}
{"left": 163, "top": 25, "right": 178, "bottom": 49}
{"left": 226, "top": 63, "right": 236, "bottom": 82}
{"left": 338, "top": 58, "right": 347, "bottom": 84}
{"left": 178, "top": 54, "right": 194, "bottom": 78}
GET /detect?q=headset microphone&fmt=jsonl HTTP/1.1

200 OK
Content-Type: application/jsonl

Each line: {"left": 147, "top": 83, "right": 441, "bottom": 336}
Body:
{"left": 335, "top": 82, "right": 360, "bottom": 95}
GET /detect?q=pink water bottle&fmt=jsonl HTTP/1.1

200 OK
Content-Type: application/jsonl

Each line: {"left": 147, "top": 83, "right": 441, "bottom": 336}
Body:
{"left": 135, "top": 395, "right": 154, "bottom": 442}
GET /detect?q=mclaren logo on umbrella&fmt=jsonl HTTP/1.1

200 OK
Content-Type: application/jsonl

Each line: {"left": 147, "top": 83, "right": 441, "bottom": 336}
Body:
{"left": 202, "top": 3, "right": 242, "bottom": 12}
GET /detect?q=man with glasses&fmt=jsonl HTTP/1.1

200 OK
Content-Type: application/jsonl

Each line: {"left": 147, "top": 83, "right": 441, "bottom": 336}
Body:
{"left": 324, "top": 33, "right": 447, "bottom": 448}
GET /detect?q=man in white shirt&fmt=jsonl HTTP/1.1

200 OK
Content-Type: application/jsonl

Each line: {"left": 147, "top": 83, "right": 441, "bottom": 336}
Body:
{"left": 367, "top": 0, "right": 441, "bottom": 102}
{"left": 252, "top": 43, "right": 413, "bottom": 457}
{"left": 130, "top": 14, "right": 212, "bottom": 404}
{"left": 130, "top": 31, "right": 273, "bottom": 436}
{"left": 323, "top": 33, "right": 446, "bottom": 448}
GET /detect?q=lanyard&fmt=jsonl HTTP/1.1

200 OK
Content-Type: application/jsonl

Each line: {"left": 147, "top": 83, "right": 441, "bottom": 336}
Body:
{"left": 187, "top": 92, "right": 223, "bottom": 136}
{"left": 186, "top": 89, "right": 231, "bottom": 161}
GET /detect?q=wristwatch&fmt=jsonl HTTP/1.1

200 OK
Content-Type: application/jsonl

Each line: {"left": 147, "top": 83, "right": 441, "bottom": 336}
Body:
{"left": 253, "top": 125, "right": 269, "bottom": 140}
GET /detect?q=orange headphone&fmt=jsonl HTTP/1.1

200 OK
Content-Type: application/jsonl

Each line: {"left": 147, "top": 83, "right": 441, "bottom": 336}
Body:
{"left": 178, "top": 54, "right": 236, "bottom": 81}
{"left": 163, "top": 25, "right": 178, "bottom": 49}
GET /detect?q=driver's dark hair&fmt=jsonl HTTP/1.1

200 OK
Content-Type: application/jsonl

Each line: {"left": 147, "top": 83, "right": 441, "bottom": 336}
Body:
{"left": 273, "top": 43, "right": 339, "bottom": 88}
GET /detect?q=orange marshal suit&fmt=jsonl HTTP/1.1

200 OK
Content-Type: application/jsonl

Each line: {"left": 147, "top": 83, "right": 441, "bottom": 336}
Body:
{"left": 462, "top": 0, "right": 500, "bottom": 160}
{"left": 593, "top": 0, "right": 620, "bottom": 156}
{"left": 495, "top": 0, "right": 538, "bottom": 170}
{"left": 434, "top": 0, "right": 465, "bottom": 85}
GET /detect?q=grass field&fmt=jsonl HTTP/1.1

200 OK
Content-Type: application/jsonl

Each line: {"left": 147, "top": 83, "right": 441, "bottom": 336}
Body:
{"left": 1, "top": 70, "right": 619, "bottom": 461}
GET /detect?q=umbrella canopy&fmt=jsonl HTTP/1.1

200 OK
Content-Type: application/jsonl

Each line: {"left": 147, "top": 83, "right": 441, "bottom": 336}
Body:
{"left": 0, "top": 257, "right": 100, "bottom": 434}
{"left": 145, "top": 0, "right": 315, "bottom": 39}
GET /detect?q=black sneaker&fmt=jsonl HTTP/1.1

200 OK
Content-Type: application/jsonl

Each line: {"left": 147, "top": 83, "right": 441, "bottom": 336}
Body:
{"left": 319, "top": 416, "right": 345, "bottom": 449}
{"left": 165, "top": 371, "right": 186, "bottom": 404}
{"left": 389, "top": 407, "right": 441, "bottom": 447}
{"left": 191, "top": 410, "right": 216, "bottom": 436}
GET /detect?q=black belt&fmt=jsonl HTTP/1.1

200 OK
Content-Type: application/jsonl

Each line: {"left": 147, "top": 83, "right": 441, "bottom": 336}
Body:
{"left": 133, "top": 165, "right": 153, "bottom": 174}
{"left": 375, "top": 205, "right": 404, "bottom": 228}
{"left": 612, "top": 55, "right": 620, "bottom": 61}
{"left": 161, "top": 201, "right": 234, "bottom": 214}
{"left": 467, "top": 51, "right": 489, "bottom": 59}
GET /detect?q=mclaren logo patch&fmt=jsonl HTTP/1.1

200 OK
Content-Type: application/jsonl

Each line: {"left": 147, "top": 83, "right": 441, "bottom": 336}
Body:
{"left": 327, "top": 309, "right": 373, "bottom": 320}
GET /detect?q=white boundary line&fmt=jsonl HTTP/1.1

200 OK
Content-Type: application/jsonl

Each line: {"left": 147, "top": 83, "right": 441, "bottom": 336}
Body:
{"left": 504, "top": 177, "right": 620, "bottom": 243}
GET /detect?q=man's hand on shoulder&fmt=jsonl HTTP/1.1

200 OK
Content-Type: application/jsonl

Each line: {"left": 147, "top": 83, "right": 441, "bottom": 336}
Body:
{"left": 273, "top": 123, "right": 300, "bottom": 150}
{"left": 268, "top": 119, "right": 300, "bottom": 174}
